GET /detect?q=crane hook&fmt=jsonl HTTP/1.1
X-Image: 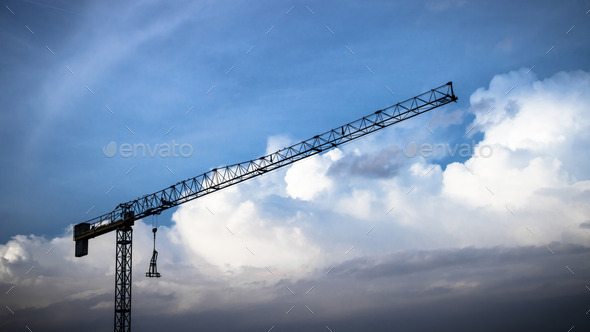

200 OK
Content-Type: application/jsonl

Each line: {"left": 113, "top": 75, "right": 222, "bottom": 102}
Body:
{"left": 145, "top": 227, "right": 161, "bottom": 278}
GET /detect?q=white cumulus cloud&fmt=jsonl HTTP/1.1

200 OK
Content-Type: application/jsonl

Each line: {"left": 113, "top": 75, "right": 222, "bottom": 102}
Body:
{"left": 170, "top": 187, "right": 323, "bottom": 275}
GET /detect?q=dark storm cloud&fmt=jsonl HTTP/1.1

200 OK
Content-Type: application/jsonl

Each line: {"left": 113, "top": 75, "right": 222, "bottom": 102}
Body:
{"left": 4, "top": 244, "right": 588, "bottom": 331}
{"left": 579, "top": 221, "right": 590, "bottom": 229}
{"left": 330, "top": 242, "right": 590, "bottom": 280}
{"left": 277, "top": 244, "right": 590, "bottom": 331}
{"left": 327, "top": 146, "right": 404, "bottom": 178}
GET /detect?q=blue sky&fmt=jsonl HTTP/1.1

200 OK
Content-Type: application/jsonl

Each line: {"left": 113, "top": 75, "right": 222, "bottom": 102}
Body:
{"left": 1, "top": 0, "right": 590, "bottom": 331}
{"left": 1, "top": 0, "right": 588, "bottom": 239}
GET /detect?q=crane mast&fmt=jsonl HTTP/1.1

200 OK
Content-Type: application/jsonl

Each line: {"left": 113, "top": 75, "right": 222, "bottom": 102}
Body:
{"left": 73, "top": 82, "right": 457, "bottom": 332}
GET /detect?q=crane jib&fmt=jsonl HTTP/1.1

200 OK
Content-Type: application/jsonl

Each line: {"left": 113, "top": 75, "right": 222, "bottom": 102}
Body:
{"left": 73, "top": 82, "right": 457, "bottom": 256}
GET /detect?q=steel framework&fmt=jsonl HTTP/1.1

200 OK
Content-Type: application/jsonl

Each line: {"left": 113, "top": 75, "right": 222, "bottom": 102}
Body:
{"left": 73, "top": 82, "right": 457, "bottom": 331}
{"left": 114, "top": 227, "right": 132, "bottom": 332}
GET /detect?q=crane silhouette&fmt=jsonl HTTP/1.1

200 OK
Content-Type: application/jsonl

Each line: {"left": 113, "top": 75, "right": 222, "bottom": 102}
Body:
{"left": 73, "top": 82, "right": 457, "bottom": 331}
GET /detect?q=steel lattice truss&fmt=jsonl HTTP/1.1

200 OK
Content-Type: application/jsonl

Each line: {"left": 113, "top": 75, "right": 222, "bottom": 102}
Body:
{"left": 114, "top": 228, "right": 132, "bottom": 332}
{"left": 74, "top": 82, "right": 456, "bottom": 246}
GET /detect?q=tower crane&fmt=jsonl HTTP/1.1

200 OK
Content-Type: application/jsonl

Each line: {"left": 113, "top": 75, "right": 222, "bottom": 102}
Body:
{"left": 73, "top": 82, "right": 457, "bottom": 332}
